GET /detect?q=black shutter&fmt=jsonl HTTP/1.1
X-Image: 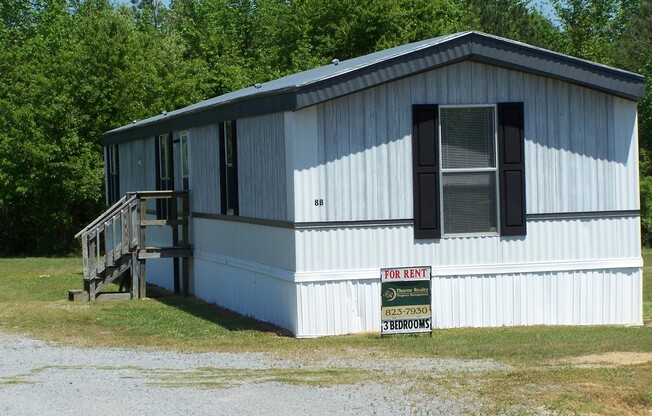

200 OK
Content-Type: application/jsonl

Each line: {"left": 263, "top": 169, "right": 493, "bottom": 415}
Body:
{"left": 218, "top": 122, "right": 227, "bottom": 214}
{"left": 412, "top": 105, "right": 441, "bottom": 239}
{"left": 230, "top": 121, "right": 239, "bottom": 216}
{"left": 155, "top": 136, "right": 162, "bottom": 218}
{"left": 498, "top": 102, "right": 526, "bottom": 236}
{"left": 114, "top": 145, "right": 120, "bottom": 203}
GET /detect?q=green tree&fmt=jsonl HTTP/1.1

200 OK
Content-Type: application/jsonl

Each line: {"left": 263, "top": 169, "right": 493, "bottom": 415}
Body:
{"left": 171, "top": 0, "right": 467, "bottom": 96}
{"left": 550, "top": 0, "right": 641, "bottom": 63}
{"left": 275, "top": 0, "right": 465, "bottom": 71}
{"left": 460, "top": 0, "right": 562, "bottom": 50}
{"left": 0, "top": 0, "right": 209, "bottom": 255}
{"left": 614, "top": 0, "right": 652, "bottom": 244}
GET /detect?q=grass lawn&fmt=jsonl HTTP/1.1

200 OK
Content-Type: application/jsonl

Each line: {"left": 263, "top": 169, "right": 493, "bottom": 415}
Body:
{"left": 643, "top": 249, "right": 652, "bottom": 319}
{"left": 1, "top": 255, "right": 651, "bottom": 414}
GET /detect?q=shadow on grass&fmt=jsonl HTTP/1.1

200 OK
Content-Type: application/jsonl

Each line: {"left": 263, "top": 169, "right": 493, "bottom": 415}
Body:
{"left": 145, "top": 284, "right": 293, "bottom": 337}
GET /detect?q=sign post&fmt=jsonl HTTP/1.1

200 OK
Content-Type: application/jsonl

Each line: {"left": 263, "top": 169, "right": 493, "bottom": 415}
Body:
{"left": 380, "top": 266, "right": 432, "bottom": 336}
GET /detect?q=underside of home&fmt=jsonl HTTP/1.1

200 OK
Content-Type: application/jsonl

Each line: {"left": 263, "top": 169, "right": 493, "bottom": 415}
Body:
{"left": 75, "top": 31, "right": 646, "bottom": 337}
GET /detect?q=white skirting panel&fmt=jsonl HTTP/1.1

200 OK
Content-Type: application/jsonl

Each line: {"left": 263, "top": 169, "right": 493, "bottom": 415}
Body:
{"left": 193, "top": 254, "right": 298, "bottom": 335}
{"left": 431, "top": 268, "right": 642, "bottom": 328}
{"left": 296, "top": 279, "right": 381, "bottom": 338}
{"left": 142, "top": 225, "right": 175, "bottom": 292}
{"left": 193, "top": 217, "right": 295, "bottom": 271}
{"left": 145, "top": 258, "right": 175, "bottom": 292}
{"left": 295, "top": 267, "right": 642, "bottom": 337}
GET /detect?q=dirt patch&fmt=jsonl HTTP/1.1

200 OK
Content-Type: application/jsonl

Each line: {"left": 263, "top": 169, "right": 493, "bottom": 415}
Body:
{"left": 565, "top": 352, "right": 652, "bottom": 366}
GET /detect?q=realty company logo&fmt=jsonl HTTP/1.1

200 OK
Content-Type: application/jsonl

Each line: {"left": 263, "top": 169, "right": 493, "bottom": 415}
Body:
{"left": 382, "top": 287, "right": 397, "bottom": 301}
{"left": 382, "top": 286, "right": 429, "bottom": 302}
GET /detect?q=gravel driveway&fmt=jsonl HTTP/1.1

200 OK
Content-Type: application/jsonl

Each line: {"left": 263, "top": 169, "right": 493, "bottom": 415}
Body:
{"left": 0, "top": 331, "right": 509, "bottom": 415}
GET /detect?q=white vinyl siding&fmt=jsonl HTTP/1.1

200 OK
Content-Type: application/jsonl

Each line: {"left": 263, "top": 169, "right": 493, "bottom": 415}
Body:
{"left": 292, "top": 61, "right": 638, "bottom": 223}
{"left": 188, "top": 125, "right": 221, "bottom": 215}
{"left": 237, "top": 113, "right": 287, "bottom": 221}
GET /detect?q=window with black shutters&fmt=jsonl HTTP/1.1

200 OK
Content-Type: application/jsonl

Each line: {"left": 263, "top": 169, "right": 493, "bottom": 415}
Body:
{"left": 412, "top": 103, "right": 526, "bottom": 239}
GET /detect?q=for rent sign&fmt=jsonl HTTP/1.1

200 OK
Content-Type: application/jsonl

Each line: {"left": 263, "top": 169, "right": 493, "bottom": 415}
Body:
{"left": 380, "top": 266, "right": 432, "bottom": 335}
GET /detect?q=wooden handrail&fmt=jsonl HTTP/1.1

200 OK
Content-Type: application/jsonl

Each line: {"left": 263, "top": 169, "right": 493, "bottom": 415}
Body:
{"left": 75, "top": 195, "right": 137, "bottom": 239}
{"left": 129, "top": 190, "right": 190, "bottom": 199}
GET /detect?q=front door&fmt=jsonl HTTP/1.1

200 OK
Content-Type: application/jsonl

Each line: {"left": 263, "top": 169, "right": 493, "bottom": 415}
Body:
{"left": 155, "top": 133, "right": 174, "bottom": 219}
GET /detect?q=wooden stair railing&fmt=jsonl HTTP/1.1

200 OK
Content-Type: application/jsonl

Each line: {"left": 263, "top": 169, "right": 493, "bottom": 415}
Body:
{"left": 69, "top": 190, "right": 191, "bottom": 302}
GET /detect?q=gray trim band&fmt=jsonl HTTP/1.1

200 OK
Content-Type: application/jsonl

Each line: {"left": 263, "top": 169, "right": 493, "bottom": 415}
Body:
{"left": 192, "top": 212, "right": 414, "bottom": 229}
{"left": 192, "top": 210, "right": 639, "bottom": 230}
{"left": 192, "top": 212, "right": 295, "bottom": 229}
{"left": 526, "top": 210, "right": 640, "bottom": 221}
{"left": 294, "top": 219, "right": 415, "bottom": 229}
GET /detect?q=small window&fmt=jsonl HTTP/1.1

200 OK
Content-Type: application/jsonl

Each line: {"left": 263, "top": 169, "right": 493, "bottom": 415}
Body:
{"left": 439, "top": 106, "right": 499, "bottom": 236}
{"left": 106, "top": 144, "right": 120, "bottom": 205}
{"left": 180, "top": 131, "right": 189, "bottom": 190}
{"left": 159, "top": 134, "right": 170, "bottom": 181}
{"left": 219, "top": 121, "right": 238, "bottom": 215}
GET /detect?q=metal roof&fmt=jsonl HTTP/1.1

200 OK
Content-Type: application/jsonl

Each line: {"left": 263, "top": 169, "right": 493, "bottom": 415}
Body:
{"left": 105, "top": 31, "right": 646, "bottom": 145}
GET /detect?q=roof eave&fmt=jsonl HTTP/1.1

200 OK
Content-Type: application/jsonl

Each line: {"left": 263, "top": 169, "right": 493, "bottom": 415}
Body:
{"left": 104, "top": 88, "right": 298, "bottom": 145}
{"left": 105, "top": 31, "right": 646, "bottom": 145}
{"left": 294, "top": 32, "right": 645, "bottom": 109}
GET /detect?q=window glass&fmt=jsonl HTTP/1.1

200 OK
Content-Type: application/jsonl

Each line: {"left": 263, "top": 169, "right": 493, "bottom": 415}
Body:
{"left": 440, "top": 106, "right": 498, "bottom": 235}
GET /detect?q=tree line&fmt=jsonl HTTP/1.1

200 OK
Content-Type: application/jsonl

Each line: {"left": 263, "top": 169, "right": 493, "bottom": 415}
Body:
{"left": 0, "top": 0, "right": 650, "bottom": 255}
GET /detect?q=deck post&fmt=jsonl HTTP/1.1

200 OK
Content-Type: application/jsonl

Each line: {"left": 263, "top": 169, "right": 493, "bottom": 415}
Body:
{"left": 130, "top": 251, "right": 139, "bottom": 299}
{"left": 172, "top": 195, "right": 180, "bottom": 294}
{"left": 81, "top": 233, "right": 90, "bottom": 280}
{"left": 139, "top": 197, "right": 147, "bottom": 299}
{"left": 182, "top": 192, "right": 190, "bottom": 296}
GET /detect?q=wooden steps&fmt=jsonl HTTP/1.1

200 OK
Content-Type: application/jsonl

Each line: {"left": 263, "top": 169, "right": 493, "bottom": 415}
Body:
{"left": 70, "top": 190, "right": 191, "bottom": 302}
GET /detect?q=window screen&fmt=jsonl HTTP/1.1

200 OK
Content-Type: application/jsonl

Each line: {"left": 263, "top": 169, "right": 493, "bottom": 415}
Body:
{"left": 442, "top": 172, "right": 497, "bottom": 234}
{"left": 441, "top": 107, "right": 495, "bottom": 169}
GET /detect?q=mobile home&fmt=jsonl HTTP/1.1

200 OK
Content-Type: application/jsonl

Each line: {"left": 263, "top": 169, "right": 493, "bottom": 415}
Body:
{"left": 101, "top": 31, "right": 646, "bottom": 337}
